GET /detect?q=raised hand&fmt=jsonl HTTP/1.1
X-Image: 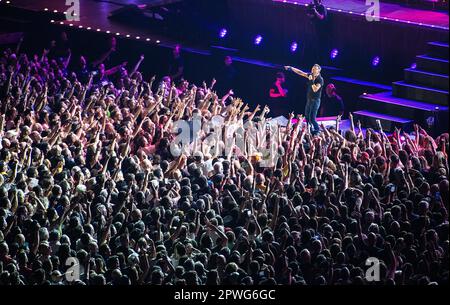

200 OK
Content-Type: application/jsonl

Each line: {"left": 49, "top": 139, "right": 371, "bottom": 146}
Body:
{"left": 376, "top": 119, "right": 383, "bottom": 131}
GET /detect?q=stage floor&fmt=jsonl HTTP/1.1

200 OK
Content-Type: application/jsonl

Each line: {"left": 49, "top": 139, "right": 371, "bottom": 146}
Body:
{"left": 274, "top": 0, "right": 449, "bottom": 29}
{"left": 1, "top": 0, "right": 178, "bottom": 47}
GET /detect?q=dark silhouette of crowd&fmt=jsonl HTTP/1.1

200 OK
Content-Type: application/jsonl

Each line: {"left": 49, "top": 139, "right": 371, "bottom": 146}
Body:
{"left": 0, "top": 33, "right": 448, "bottom": 286}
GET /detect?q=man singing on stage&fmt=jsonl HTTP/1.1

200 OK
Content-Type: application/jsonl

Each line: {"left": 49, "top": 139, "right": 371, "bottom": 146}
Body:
{"left": 285, "top": 64, "right": 324, "bottom": 135}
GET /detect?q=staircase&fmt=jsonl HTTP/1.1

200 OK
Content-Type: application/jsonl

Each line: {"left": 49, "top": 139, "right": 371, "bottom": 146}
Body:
{"left": 354, "top": 41, "right": 449, "bottom": 134}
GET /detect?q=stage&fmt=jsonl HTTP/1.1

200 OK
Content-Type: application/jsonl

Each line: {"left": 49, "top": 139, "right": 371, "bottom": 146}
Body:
{"left": 274, "top": 0, "right": 449, "bottom": 29}
{"left": 1, "top": 0, "right": 448, "bottom": 134}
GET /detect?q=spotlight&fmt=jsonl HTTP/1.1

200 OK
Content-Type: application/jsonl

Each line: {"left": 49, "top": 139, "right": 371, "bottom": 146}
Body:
{"left": 330, "top": 49, "right": 339, "bottom": 59}
{"left": 219, "top": 28, "right": 228, "bottom": 38}
{"left": 254, "top": 35, "right": 263, "bottom": 45}
{"left": 372, "top": 56, "right": 380, "bottom": 67}
{"left": 290, "top": 42, "right": 298, "bottom": 52}
{"left": 410, "top": 63, "right": 417, "bottom": 69}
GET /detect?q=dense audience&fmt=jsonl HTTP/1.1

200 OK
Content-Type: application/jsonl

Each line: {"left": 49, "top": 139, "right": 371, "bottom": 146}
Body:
{"left": 0, "top": 34, "right": 448, "bottom": 286}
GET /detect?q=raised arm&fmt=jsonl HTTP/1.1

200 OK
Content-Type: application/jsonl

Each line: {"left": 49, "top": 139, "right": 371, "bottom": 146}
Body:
{"left": 284, "top": 66, "right": 309, "bottom": 79}
{"left": 130, "top": 55, "right": 145, "bottom": 77}
{"left": 105, "top": 62, "right": 127, "bottom": 76}
{"left": 92, "top": 48, "right": 114, "bottom": 68}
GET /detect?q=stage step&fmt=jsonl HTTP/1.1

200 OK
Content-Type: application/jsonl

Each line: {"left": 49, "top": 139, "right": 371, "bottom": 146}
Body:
{"left": 428, "top": 42, "right": 449, "bottom": 60}
{"left": 331, "top": 76, "right": 391, "bottom": 92}
{"left": 404, "top": 68, "right": 449, "bottom": 91}
{"left": 353, "top": 110, "right": 414, "bottom": 132}
{"left": 392, "top": 81, "right": 449, "bottom": 105}
{"left": 416, "top": 55, "right": 449, "bottom": 75}
{"left": 358, "top": 92, "right": 449, "bottom": 129}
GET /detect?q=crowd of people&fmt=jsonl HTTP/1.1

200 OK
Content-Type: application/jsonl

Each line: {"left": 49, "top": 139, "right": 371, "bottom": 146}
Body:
{"left": 0, "top": 33, "right": 448, "bottom": 286}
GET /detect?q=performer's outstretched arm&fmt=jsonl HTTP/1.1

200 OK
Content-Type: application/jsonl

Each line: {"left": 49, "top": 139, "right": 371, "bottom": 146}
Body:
{"left": 284, "top": 66, "right": 310, "bottom": 79}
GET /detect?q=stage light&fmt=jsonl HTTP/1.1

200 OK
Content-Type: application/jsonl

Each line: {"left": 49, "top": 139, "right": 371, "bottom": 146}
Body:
{"left": 254, "top": 35, "right": 263, "bottom": 45}
{"left": 290, "top": 42, "right": 298, "bottom": 52}
{"left": 372, "top": 56, "right": 380, "bottom": 67}
{"left": 219, "top": 28, "right": 228, "bottom": 38}
{"left": 411, "top": 63, "right": 417, "bottom": 69}
{"left": 330, "top": 49, "right": 339, "bottom": 59}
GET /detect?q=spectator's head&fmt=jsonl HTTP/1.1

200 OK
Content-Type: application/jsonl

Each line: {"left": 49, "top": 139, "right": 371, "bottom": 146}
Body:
{"left": 276, "top": 72, "right": 286, "bottom": 84}
{"left": 224, "top": 56, "right": 232, "bottom": 66}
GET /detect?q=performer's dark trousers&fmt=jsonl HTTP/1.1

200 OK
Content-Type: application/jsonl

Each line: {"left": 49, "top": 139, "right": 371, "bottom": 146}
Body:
{"left": 305, "top": 97, "right": 321, "bottom": 133}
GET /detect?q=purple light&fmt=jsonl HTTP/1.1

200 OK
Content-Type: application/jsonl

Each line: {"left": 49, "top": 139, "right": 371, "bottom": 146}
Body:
{"left": 219, "top": 28, "right": 228, "bottom": 38}
{"left": 330, "top": 49, "right": 339, "bottom": 59}
{"left": 372, "top": 56, "right": 381, "bottom": 67}
{"left": 254, "top": 35, "right": 263, "bottom": 45}
{"left": 290, "top": 42, "right": 298, "bottom": 52}
{"left": 411, "top": 63, "right": 417, "bottom": 69}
